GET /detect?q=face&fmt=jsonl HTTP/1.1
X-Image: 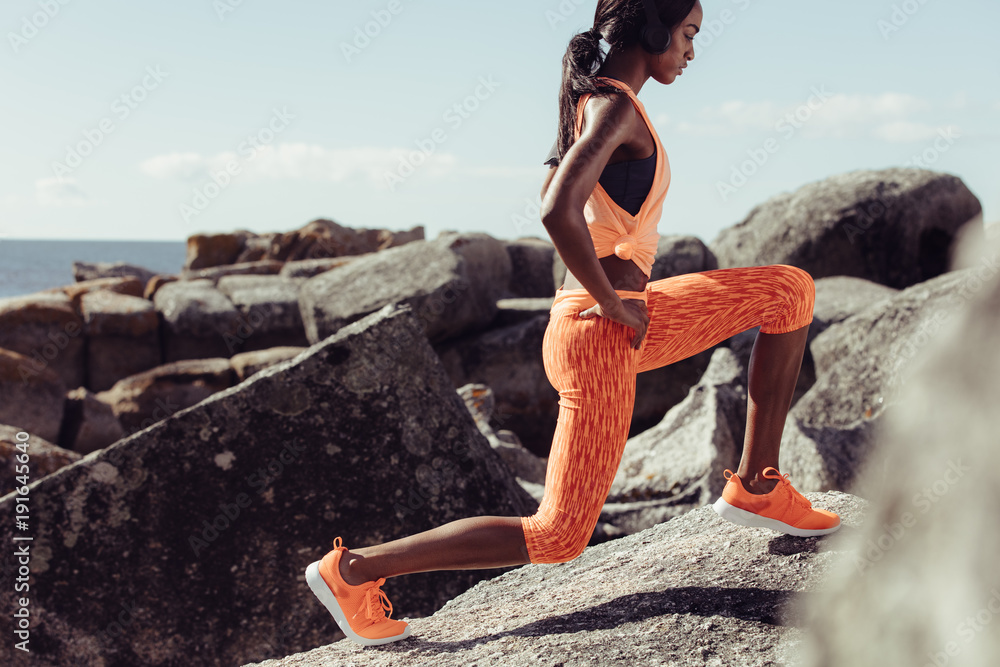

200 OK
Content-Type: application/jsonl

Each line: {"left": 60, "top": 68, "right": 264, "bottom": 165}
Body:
{"left": 653, "top": 1, "right": 703, "bottom": 85}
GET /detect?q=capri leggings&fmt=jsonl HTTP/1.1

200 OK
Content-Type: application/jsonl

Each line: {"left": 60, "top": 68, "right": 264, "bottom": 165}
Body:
{"left": 519, "top": 264, "right": 816, "bottom": 564}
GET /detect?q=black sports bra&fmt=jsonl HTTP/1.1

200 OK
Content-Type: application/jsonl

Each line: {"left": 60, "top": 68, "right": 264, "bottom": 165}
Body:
{"left": 544, "top": 139, "right": 655, "bottom": 216}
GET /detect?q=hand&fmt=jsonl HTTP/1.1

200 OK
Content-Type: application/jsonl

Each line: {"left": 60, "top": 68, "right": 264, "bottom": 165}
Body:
{"left": 578, "top": 297, "right": 649, "bottom": 349}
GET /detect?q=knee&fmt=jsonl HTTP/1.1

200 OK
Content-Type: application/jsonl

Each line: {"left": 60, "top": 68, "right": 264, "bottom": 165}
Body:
{"left": 776, "top": 264, "right": 815, "bottom": 308}
{"left": 522, "top": 513, "right": 592, "bottom": 564}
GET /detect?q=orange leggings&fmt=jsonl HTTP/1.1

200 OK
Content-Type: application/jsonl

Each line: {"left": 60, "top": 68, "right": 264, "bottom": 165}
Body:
{"left": 520, "top": 264, "right": 815, "bottom": 563}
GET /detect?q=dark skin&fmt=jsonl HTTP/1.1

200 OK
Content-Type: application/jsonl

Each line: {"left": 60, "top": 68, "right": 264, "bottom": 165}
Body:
{"left": 335, "top": 0, "right": 808, "bottom": 586}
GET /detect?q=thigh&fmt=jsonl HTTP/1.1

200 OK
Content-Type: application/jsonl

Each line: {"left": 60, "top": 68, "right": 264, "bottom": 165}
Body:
{"left": 540, "top": 306, "right": 639, "bottom": 518}
{"left": 636, "top": 265, "right": 815, "bottom": 373}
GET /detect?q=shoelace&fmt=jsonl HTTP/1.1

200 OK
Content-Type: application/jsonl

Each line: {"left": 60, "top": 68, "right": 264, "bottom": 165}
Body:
{"left": 359, "top": 582, "right": 394, "bottom": 622}
{"left": 765, "top": 469, "right": 813, "bottom": 514}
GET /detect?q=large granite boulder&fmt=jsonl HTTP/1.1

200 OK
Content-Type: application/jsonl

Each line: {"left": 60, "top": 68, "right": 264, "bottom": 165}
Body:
{"left": 72, "top": 261, "right": 156, "bottom": 286}
{"left": 800, "top": 214, "right": 1000, "bottom": 666}
{"left": 0, "top": 304, "right": 536, "bottom": 667}
{"left": 779, "top": 263, "right": 991, "bottom": 493}
{"left": 0, "top": 348, "right": 66, "bottom": 443}
{"left": 504, "top": 237, "right": 555, "bottom": 299}
{"left": 709, "top": 168, "right": 982, "bottom": 289}
{"left": 216, "top": 275, "right": 309, "bottom": 351}
{"left": 0, "top": 291, "right": 84, "bottom": 388}
{"left": 0, "top": 425, "right": 80, "bottom": 491}
{"left": 80, "top": 290, "right": 161, "bottom": 392}
{"left": 96, "top": 358, "right": 236, "bottom": 435}
{"left": 153, "top": 279, "right": 243, "bottom": 361}
{"left": 300, "top": 232, "right": 511, "bottom": 346}
{"left": 243, "top": 492, "right": 866, "bottom": 667}
{"left": 603, "top": 347, "right": 748, "bottom": 535}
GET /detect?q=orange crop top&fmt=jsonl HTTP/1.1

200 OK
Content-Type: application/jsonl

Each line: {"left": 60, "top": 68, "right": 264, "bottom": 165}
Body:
{"left": 574, "top": 76, "right": 671, "bottom": 278}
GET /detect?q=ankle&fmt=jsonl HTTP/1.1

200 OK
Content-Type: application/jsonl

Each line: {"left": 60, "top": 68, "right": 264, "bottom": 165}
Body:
{"left": 338, "top": 551, "right": 373, "bottom": 587}
{"left": 738, "top": 470, "right": 779, "bottom": 495}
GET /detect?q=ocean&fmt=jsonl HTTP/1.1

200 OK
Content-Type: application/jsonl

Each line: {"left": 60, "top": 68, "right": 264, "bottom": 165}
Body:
{"left": 0, "top": 239, "right": 188, "bottom": 299}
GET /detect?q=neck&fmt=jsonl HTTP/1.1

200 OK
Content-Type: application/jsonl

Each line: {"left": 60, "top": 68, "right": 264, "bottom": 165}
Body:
{"left": 595, "top": 44, "right": 650, "bottom": 95}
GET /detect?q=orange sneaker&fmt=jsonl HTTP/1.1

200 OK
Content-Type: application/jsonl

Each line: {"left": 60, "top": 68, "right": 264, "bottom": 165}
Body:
{"left": 712, "top": 467, "right": 841, "bottom": 537}
{"left": 305, "top": 537, "right": 412, "bottom": 646}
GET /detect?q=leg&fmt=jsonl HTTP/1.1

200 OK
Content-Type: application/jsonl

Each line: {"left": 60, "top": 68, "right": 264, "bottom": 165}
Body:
{"left": 737, "top": 324, "right": 810, "bottom": 494}
{"left": 637, "top": 264, "right": 816, "bottom": 493}
{"left": 339, "top": 296, "right": 640, "bottom": 582}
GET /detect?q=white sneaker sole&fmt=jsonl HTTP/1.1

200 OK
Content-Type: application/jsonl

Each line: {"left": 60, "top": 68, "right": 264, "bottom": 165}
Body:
{"left": 305, "top": 561, "right": 412, "bottom": 646}
{"left": 712, "top": 498, "right": 841, "bottom": 537}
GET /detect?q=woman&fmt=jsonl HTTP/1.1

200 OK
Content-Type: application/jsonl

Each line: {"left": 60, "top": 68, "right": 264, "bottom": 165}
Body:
{"left": 306, "top": 0, "right": 840, "bottom": 646}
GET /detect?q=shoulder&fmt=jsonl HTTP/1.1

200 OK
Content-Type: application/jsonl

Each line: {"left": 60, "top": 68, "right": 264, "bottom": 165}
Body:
{"left": 579, "top": 89, "right": 639, "bottom": 141}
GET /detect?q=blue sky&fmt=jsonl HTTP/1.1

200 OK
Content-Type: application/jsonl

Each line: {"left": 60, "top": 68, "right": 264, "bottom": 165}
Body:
{"left": 1, "top": 0, "right": 997, "bottom": 244}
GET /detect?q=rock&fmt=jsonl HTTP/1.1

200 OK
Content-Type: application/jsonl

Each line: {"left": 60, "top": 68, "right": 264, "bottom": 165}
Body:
{"left": 552, "top": 234, "right": 717, "bottom": 289}
{"left": 72, "top": 261, "right": 156, "bottom": 285}
{"left": 647, "top": 235, "right": 719, "bottom": 282}
{"left": 216, "top": 275, "right": 309, "bottom": 351}
{"left": 0, "top": 291, "right": 85, "bottom": 388}
{"left": 504, "top": 237, "right": 555, "bottom": 299}
{"left": 0, "top": 348, "right": 66, "bottom": 443}
{"left": 779, "top": 267, "right": 986, "bottom": 492}
{"left": 709, "top": 168, "right": 983, "bottom": 289}
{"left": 457, "top": 383, "right": 547, "bottom": 492}
{"left": 58, "top": 387, "right": 125, "bottom": 454}
{"left": 153, "top": 279, "right": 243, "bottom": 361}
{"left": 300, "top": 232, "right": 511, "bottom": 346}
{"left": 279, "top": 257, "right": 356, "bottom": 280}
{"left": 80, "top": 291, "right": 161, "bottom": 392}
{"left": 185, "top": 231, "right": 253, "bottom": 270}
{"left": 799, "top": 216, "right": 1000, "bottom": 666}
{"left": 59, "top": 387, "right": 125, "bottom": 454}
{"left": 0, "top": 304, "right": 535, "bottom": 667}
{"left": 229, "top": 347, "right": 307, "bottom": 382}
{"left": 489, "top": 298, "right": 554, "bottom": 329}
{"left": 0, "top": 425, "right": 80, "bottom": 489}
{"left": 602, "top": 348, "right": 748, "bottom": 535}
{"left": 181, "top": 259, "right": 284, "bottom": 284}
{"left": 96, "top": 357, "right": 235, "bottom": 435}
{"left": 143, "top": 274, "right": 178, "bottom": 300}
{"left": 62, "top": 276, "right": 145, "bottom": 305}
{"left": 632, "top": 347, "right": 716, "bottom": 439}
{"left": 720, "top": 276, "right": 899, "bottom": 413}
{"left": 242, "top": 492, "right": 867, "bottom": 667}
{"left": 434, "top": 314, "right": 558, "bottom": 457}
{"left": 255, "top": 219, "right": 425, "bottom": 262}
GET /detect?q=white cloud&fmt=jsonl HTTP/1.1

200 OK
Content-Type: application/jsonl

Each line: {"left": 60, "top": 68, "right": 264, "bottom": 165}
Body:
{"left": 674, "top": 92, "right": 941, "bottom": 142}
{"left": 139, "top": 142, "right": 459, "bottom": 188}
{"left": 35, "top": 178, "right": 90, "bottom": 207}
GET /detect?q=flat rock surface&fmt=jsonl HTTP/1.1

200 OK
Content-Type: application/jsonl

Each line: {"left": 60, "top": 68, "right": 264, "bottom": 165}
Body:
{"left": 246, "top": 492, "right": 866, "bottom": 667}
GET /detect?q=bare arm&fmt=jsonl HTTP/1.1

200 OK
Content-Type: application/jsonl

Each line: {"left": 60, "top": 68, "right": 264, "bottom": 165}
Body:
{"left": 540, "top": 93, "right": 636, "bottom": 316}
